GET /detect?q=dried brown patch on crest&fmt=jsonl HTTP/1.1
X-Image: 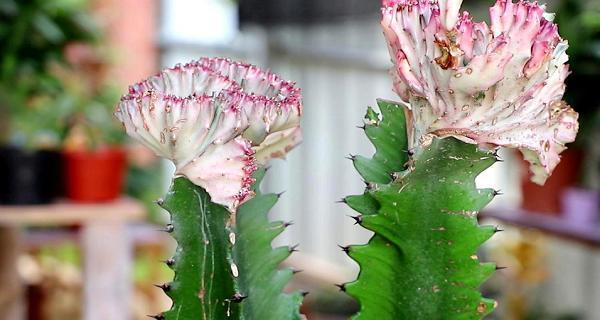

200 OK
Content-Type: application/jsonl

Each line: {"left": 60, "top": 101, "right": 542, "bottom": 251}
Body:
{"left": 434, "top": 34, "right": 463, "bottom": 70}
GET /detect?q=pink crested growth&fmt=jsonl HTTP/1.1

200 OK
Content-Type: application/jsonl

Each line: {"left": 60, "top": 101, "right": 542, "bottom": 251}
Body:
{"left": 382, "top": 0, "right": 402, "bottom": 7}
{"left": 381, "top": 0, "right": 578, "bottom": 184}
{"left": 115, "top": 57, "right": 302, "bottom": 210}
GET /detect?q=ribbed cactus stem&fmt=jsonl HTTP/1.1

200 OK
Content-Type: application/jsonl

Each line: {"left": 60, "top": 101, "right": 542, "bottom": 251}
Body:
{"left": 151, "top": 170, "right": 304, "bottom": 320}
{"left": 344, "top": 100, "right": 500, "bottom": 319}
{"left": 158, "top": 177, "right": 240, "bottom": 319}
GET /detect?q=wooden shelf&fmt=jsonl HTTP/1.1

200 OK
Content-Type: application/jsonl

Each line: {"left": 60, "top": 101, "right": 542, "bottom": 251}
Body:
{"left": 0, "top": 197, "right": 147, "bottom": 320}
{"left": 19, "top": 223, "right": 168, "bottom": 248}
{"left": 0, "top": 197, "right": 146, "bottom": 226}
{"left": 481, "top": 208, "right": 600, "bottom": 248}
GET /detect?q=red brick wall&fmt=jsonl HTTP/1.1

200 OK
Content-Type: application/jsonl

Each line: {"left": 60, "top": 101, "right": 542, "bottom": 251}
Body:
{"left": 93, "top": 0, "right": 159, "bottom": 89}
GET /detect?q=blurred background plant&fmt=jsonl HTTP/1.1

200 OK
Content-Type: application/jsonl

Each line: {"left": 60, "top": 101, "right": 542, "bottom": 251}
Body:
{"left": 0, "top": 0, "right": 163, "bottom": 207}
{"left": 0, "top": 0, "right": 99, "bottom": 149}
{"left": 55, "top": 43, "right": 125, "bottom": 151}
{"left": 556, "top": 0, "right": 600, "bottom": 116}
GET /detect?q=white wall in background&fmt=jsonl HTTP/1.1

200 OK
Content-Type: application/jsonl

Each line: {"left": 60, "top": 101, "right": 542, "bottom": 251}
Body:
{"left": 541, "top": 240, "right": 600, "bottom": 320}
{"left": 161, "top": 0, "right": 238, "bottom": 45}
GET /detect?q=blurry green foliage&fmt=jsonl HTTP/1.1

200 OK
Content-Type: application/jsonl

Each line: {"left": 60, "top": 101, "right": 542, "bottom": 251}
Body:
{"left": 555, "top": 0, "right": 600, "bottom": 72}
{"left": 555, "top": 0, "right": 600, "bottom": 138}
{"left": 54, "top": 62, "right": 126, "bottom": 149}
{"left": 126, "top": 162, "right": 166, "bottom": 223}
{"left": 0, "top": 0, "right": 100, "bottom": 148}
{"left": 0, "top": 0, "right": 98, "bottom": 83}
{"left": 37, "top": 241, "right": 81, "bottom": 267}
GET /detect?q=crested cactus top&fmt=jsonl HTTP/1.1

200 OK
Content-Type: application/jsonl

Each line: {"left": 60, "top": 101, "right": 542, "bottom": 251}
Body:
{"left": 381, "top": 0, "right": 578, "bottom": 184}
{"left": 115, "top": 57, "right": 302, "bottom": 209}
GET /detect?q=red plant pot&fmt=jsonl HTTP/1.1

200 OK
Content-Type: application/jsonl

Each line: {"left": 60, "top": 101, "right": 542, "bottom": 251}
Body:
{"left": 64, "top": 147, "right": 126, "bottom": 202}
{"left": 520, "top": 148, "right": 583, "bottom": 215}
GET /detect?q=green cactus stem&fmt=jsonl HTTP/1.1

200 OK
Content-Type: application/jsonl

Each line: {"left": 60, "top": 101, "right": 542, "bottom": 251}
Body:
{"left": 344, "top": 100, "right": 500, "bottom": 319}
{"left": 155, "top": 169, "right": 303, "bottom": 320}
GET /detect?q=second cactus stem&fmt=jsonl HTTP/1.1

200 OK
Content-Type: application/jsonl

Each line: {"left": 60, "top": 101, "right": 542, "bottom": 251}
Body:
{"left": 155, "top": 169, "right": 304, "bottom": 320}
{"left": 344, "top": 100, "right": 502, "bottom": 320}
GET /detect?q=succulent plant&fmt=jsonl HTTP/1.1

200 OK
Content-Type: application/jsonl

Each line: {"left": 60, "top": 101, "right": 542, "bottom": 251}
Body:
{"left": 116, "top": 57, "right": 304, "bottom": 320}
{"left": 343, "top": 1, "right": 579, "bottom": 319}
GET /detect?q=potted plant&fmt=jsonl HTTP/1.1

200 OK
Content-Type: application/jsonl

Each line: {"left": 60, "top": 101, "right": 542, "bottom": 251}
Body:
{"left": 63, "top": 125, "right": 127, "bottom": 203}
{"left": 0, "top": 0, "right": 97, "bottom": 204}
{"left": 58, "top": 45, "right": 127, "bottom": 202}
{"left": 0, "top": 87, "right": 68, "bottom": 204}
{"left": 62, "top": 98, "right": 127, "bottom": 202}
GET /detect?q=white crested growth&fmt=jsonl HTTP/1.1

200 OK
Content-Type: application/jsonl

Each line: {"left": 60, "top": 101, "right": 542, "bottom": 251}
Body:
{"left": 116, "top": 58, "right": 302, "bottom": 209}
{"left": 381, "top": 0, "right": 578, "bottom": 184}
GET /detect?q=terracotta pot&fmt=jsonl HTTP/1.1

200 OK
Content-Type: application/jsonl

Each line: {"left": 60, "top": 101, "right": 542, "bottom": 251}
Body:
{"left": 0, "top": 146, "right": 63, "bottom": 205}
{"left": 520, "top": 148, "right": 583, "bottom": 215}
{"left": 63, "top": 147, "right": 126, "bottom": 202}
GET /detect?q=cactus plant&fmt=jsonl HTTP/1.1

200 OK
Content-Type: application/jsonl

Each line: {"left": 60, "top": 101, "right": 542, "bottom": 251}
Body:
{"left": 115, "top": 58, "right": 304, "bottom": 320}
{"left": 343, "top": 0, "right": 579, "bottom": 319}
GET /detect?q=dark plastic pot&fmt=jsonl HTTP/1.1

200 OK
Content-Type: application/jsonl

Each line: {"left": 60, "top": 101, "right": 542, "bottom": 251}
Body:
{"left": 0, "top": 146, "right": 63, "bottom": 205}
{"left": 63, "top": 147, "right": 126, "bottom": 203}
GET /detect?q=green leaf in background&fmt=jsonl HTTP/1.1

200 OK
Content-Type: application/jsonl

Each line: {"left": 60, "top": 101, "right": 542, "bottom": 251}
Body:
{"left": 345, "top": 101, "right": 501, "bottom": 319}
{"left": 0, "top": 0, "right": 101, "bottom": 148}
